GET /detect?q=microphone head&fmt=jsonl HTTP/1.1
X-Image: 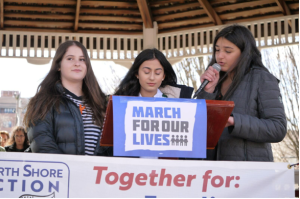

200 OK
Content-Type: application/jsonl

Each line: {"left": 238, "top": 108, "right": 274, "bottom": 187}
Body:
{"left": 212, "top": 63, "right": 221, "bottom": 72}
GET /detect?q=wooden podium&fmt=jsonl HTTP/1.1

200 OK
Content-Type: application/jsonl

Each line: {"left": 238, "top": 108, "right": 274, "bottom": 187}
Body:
{"left": 100, "top": 96, "right": 234, "bottom": 149}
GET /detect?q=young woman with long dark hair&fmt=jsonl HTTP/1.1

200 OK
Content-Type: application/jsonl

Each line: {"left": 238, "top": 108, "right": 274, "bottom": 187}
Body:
{"left": 197, "top": 24, "right": 287, "bottom": 161}
{"left": 24, "top": 40, "right": 110, "bottom": 156}
{"left": 114, "top": 48, "right": 194, "bottom": 159}
{"left": 115, "top": 48, "right": 193, "bottom": 98}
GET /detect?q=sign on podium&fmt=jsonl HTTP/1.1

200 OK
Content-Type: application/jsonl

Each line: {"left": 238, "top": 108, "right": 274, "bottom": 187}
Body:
{"left": 101, "top": 96, "right": 234, "bottom": 158}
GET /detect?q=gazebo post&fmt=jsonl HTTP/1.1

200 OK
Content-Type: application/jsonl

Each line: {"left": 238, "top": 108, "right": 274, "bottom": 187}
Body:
{"left": 143, "top": 21, "right": 158, "bottom": 49}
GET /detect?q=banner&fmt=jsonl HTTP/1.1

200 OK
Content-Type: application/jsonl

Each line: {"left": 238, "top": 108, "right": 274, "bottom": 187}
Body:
{"left": 0, "top": 153, "right": 295, "bottom": 198}
{"left": 112, "top": 96, "right": 207, "bottom": 158}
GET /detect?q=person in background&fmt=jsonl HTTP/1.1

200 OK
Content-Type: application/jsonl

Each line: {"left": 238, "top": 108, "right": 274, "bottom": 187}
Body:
{"left": 24, "top": 40, "right": 110, "bottom": 156}
{"left": 0, "top": 130, "right": 9, "bottom": 147}
{"left": 197, "top": 24, "right": 286, "bottom": 161}
{"left": 5, "top": 126, "right": 29, "bottom": 152}
{"left": 0, "top": 136, "right": 5, "bottom": 151}
{"left": 115, "top": 48, "right": 193, "bottom": 98}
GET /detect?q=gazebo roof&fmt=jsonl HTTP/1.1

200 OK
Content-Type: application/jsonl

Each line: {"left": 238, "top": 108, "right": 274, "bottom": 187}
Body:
{"left": 1, "top": 0, "right": 299, "bottom": 34}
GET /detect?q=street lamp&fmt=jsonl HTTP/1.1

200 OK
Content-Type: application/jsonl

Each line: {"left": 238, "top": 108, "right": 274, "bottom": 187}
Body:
{"left": 13, "top": 92, "right": 21, "bottom": 126}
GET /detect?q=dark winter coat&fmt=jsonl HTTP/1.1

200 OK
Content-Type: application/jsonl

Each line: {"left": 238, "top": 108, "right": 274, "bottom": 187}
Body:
{"left": 197, "top": 66, "right": 287, "bottom": 161}
{"left": 5, "top": 143, "right": 30, "bottom": 152}
{"left": 27, "top": 83, "right": 111, "bottom": 156}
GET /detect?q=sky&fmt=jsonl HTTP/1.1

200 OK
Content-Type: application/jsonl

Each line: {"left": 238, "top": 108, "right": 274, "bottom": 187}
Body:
{"left": 0, "top": 58, "right": 129, "bottom": 98}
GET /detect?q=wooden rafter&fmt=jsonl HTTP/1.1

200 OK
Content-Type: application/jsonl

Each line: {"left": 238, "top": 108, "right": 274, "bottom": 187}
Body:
{"left": 275, "top": 0, "right": 291, "bottom": 15}
{"left": 275, "top": 0, "right": 292, "bottom": 27}
{"left": 78, "top": 22, "right": 143, "bottom": 30}
{"left": 158, "top": 17, "right": 211, "bottom": 29}
{"left": 210, "top": 0, "right": 237, "bottom": 5}
{"left": 154, "top": 9, "right": 206, "bottom": 21}
{"left": 214, "top": 0, "right": 275, "bottom": 13}
{"left": 198, "top": 0, "right": 222, "bottom": 25}
{"left": 159, "top": 22, "right": 214, "bottom": 33}
{"left": 74, "top": 0, "right": 81, "bottom": 31}
{"left": 4, "top": 13, "right": 74, "bottom": 20}
{"left": 80, "top": 15, "right": 142, "bottom": 22}
{"left": 224, "top": 14, "right": 283, "bottom": 24}
{"left": 137, "top": 0, "right": 153, "bottom": 28}
{"left": 2, "top": 27, "right": 142, "bottom": 35}
{"left": 219, "top": 6, "right": 281, "bottom": 20}
{"left": 4, "top": 20, "right": 73, "bottom": 27}
{"left": 80, "top": 1, "right": 137, "bottom": 8}
{"left": 4, "top": 5, "right": 75, "bottom": 13}
{"left": 0, "top": 0, "right": 3, "bottom": 28}
{"left": 5, "top": 0, "right": 76, "bottom": 5}
{"left": 152, "top": 2, "right": 200, "bottom": 15}
{"left": 80, "top": 8, "right": 140, "bottom": 15}
{"left": 150, "top": 0, "right": 186, "bottom": 7}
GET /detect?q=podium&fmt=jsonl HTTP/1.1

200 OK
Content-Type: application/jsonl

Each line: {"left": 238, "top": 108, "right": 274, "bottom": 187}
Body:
{"left": 101, "top": 96, "right": 234, "bottom": 149}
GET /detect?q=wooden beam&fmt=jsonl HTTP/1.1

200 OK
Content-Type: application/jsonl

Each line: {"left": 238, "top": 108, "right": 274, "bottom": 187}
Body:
{"left": 158, "top": 17, "right": 211, "bottom": 29}
{"left": 5, "top": 0, "right": 76, "bottom": 5}
{"left": 4, "top": 20, "right": 73, "bottom": 27}
{"left": 4, "top": 5, "right": 76, "bottom": 13}
{"left": 275, "top": 0, "right": 291, "bottom": 15}
{"left": 80, "top": 1, "right": 138, "bottom": 8}
{"left": 159, "top": 22, "right": 214, "bottom": 33}
{"left": 198, "top": 0, "right": 222, "bottom": 25}
{"left": 0, "top": 0, "right": 3, "bottom": 28}
{"left": 275, "top": 0, "right": 292, "bottom": 27}
{"left": 80, "top": 8, "right": 140, "bottom": 15}
{"left": 2, "top": 27, "right": 142, "bottom": 35}
{"left": 219, "top": 6, "right": 282, "bottom": 20}
{"left": 74, "top": 0, "right": 81, "bottom": 31}
{"left": 152, "top": 2, "right": 200, "bottom": 15}
{"left": 214, "top": 0, "right": 276, "bottom": 13}
{"left": 4, "top": 13, "right": 75, "bottom": 20}
{"left": 210, "top": 0, "right": 237, "bottom": 5}
{"left": 137, "top": 0, "right": 153, "bottom": 28}
{"left": 149, "top": 0, "right": 186, "bottom": 7}
{"left": 78, "top": 22, "right": 143, "bottom": 30}
{"left": 223, "top": 13, "right": 283, "bottom": 24}
{"left": 80, "top": 15, "right": 143, "bottom": 23}
{"left": 154, "top": 9, "right": 206, "bottom": 21}
{"left": 288, "top": 3, "right": 299, "bottom": 10}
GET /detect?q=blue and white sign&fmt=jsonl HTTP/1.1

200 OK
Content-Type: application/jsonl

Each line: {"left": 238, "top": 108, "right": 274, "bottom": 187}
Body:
{"left": 113, "top": 96, "right": 207, "bottom": 158}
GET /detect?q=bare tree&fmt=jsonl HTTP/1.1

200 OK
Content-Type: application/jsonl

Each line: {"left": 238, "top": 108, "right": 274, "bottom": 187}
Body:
{"left": 261, "top": 46, "right": 299, "bottom": 163}
{"left": 173, "top": 56, "right": 210, "bottom": 90}
{"left": 99, "top": 65, "right": 123, "bottom": 95}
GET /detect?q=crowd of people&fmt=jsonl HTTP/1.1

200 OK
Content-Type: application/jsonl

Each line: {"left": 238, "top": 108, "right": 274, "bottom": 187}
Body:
{"left": 0, "top": 127, "right": 30, "bottom": 152}
{"left": 0, "top": 25, "right": 287, "bottom": 161}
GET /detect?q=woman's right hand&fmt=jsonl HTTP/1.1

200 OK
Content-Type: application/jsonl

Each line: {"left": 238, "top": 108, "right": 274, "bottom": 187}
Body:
{"left": 200, "top": 66, "right": 220, "bottom": 93}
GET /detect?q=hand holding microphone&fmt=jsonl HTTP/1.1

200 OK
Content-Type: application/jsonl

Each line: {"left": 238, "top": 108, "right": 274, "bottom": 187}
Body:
{"left": 193, "top": 63, "right": 221, "bottom": 98}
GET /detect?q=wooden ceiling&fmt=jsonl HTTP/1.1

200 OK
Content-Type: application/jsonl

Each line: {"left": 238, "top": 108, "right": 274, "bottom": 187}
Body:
{"left": 0, "top": 0, "right": 298, "bottom": 34}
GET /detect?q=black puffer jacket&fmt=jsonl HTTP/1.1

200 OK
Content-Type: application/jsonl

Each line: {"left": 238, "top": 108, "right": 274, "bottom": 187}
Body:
{"left": 27, "top": 84, "right": 111, "bottom": 156}
{"left": 5, "top": 143, "right": 30, "bottom": 152}
{"left": 198, "top": 66, "right": 287, "bottom": 161}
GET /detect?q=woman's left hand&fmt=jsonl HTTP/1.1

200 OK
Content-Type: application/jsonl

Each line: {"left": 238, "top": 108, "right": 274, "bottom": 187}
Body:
{"left": 225, "top": 116, "right": 234, "bottom": 127}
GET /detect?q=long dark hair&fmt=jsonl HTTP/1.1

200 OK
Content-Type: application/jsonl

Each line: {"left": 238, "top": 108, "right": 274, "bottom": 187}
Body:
{"left": 115, "top": 48, "right": 177, "bottom": 96}
{"left": 7, "top": 126, "right": 29, "bottom": 146}
{"left": 209, "top": 24, "right": 269, "bottom": 100}
{"left": 24, "top": 40, "right": 106, "bottom": 127}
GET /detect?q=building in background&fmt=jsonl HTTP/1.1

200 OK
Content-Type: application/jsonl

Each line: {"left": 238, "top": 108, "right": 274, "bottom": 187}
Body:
{"left": 0, "top": 91, "right": 29, "bottom": 134}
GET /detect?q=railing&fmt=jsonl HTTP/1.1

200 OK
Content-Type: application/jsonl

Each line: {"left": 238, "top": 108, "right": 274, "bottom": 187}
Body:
{"left": 0, "top": 15, "right": 298, "bottom": 64}
{"left": 0, "top": 32, "right": 143, "bottom": 62}
{"left": 157, "top": 14, "right": 299, "bottom": 59}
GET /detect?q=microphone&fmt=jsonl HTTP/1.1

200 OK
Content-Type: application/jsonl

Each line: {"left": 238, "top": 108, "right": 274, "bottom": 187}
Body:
{"left": 193, "top": 63, "right": 221, "bottom": 98}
